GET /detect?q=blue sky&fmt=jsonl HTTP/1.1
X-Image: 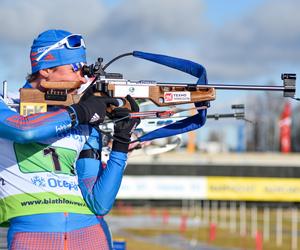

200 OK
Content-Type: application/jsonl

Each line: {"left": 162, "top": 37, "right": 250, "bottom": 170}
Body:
{"left": 0, "top": 0, "right": 298, "bottom": 149}
{"left": 205, "top": 0, "right": 263, "bottom": 26}
{"left": 0, "top": 0, "right": 297, "bottom": 94}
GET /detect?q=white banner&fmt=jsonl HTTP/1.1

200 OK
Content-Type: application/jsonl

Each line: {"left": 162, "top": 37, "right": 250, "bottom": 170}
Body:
{"left": 117, "top": 176, "right": 207, "bottom": 200}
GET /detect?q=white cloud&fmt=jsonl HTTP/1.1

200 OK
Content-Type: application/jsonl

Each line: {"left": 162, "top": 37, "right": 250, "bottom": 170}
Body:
{"left": 200, "top": 0, "right": 300, "bottom": 81}
{"left": 0, "top": 0, "right": 105, "bottom": 44}
{"left": 0, "top": 0, "right": 106, "bottom": 88}
{"left": 0, "top": 0, "right": 299, "bottom": 95}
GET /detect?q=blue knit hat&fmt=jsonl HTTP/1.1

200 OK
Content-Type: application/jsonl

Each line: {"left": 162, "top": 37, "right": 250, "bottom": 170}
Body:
{"left": 30, "top": 29, "right": 86, "bottom": 73}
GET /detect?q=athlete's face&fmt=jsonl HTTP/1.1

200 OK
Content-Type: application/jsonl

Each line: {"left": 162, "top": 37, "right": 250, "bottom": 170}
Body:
{"left": 46, "top": 65, "right": 87, "bottom": 94}
{"left": 47, "top": 65, "right": 86, "bottom": 83}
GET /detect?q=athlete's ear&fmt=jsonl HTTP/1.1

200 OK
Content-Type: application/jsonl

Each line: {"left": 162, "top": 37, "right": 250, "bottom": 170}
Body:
{"left": 39, "top": 68, "right": 52, "bottom": 78}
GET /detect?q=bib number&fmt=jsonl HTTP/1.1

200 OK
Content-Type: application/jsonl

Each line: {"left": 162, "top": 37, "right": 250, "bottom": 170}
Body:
{"left": 14, "top": 142, "right": 77, "bottom": 175}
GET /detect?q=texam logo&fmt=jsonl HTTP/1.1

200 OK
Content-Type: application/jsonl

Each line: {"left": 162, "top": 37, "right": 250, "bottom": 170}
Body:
{"left": 164, "top": 92, "right": 191, "bottom": 103}
{"left": 164, "top": 93, "right": 173, "bottom": 102}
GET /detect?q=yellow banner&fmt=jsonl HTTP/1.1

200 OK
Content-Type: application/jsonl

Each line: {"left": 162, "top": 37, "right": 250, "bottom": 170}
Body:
{"left": 207, "top": 177, "right": 300, "bottom": 201}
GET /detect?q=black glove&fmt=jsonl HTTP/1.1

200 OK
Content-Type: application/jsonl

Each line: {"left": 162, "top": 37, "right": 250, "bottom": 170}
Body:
{"left": 110, "top": 95, "right": 140, "bottom": 153}
{"left": 67, "top": 88, "right": 119, "bottom": 126}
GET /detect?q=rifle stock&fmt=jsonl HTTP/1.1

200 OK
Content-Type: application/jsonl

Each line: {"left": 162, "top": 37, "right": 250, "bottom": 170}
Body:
{"left": 20, "top": 80, "right": 216, "bottom": 112}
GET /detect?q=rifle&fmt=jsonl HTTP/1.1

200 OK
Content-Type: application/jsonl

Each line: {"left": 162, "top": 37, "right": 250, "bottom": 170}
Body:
{"left": 19, "top": 78, "right": 215, "bottom": 115}
{"left": 19, "top": 51, "right": 296, "bottom": 117}
{"left": 99, "top": 103, "right": 248, "bottom": 158}
{"left": 15, "top": 51, "right": 297, "bottom": 143}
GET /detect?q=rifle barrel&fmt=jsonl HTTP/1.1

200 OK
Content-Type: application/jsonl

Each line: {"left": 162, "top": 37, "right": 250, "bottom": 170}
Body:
{"left": 207, "top": 112, "right": 244, "bottom": 119}
{"left": 159, "top": 82, "right": 288, "bottom": 91}
{"left": 158, "top": 81, "right": 295, "bottom": 98}
{"left": 206, "top": 84, "right": 286, "bottom": 91}
{"left": 108, "top": 79, "right": 294, "bottom": 94}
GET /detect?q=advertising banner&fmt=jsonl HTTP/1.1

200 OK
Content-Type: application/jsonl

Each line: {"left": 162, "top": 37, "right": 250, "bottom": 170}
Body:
{"left": 117, "top": 176, "right": 206, "bottom": 200}
{"left": 207, "top": 177, "right": 300, "bottom": 201}
{"left": 117, "top": 176, "right": 300, "bottom": 202}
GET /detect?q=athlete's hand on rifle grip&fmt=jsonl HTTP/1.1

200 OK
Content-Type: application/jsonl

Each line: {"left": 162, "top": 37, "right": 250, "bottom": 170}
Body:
{"left": 67, "top": 88, "right": 119, "bottom": 126}
{"left": 110, "top": 95, "right": 141, "bottom": 153}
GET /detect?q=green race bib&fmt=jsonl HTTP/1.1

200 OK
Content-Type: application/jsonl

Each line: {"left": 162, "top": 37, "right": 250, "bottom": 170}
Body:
{"left": 14, "top": 142, "right": 77, "bottom": 175}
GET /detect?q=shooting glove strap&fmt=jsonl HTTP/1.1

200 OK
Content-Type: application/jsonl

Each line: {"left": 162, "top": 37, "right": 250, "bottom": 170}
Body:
{"left": 112, "top": 138, "right": 130, "bottom": 153}
{"left": 79, "top": 149, "right": 101, "bottom": 160}
{"left": 66, "top": 106, "right": 78, "bottom": 127}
